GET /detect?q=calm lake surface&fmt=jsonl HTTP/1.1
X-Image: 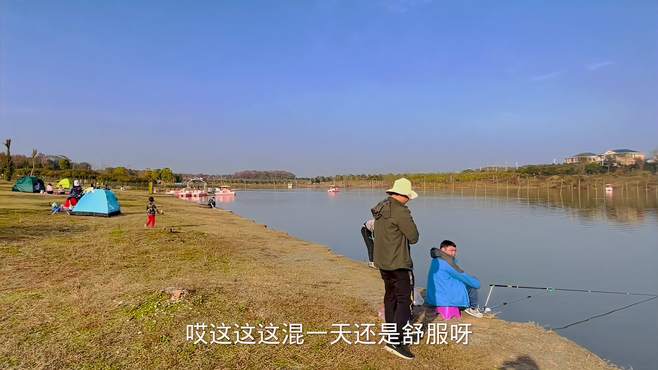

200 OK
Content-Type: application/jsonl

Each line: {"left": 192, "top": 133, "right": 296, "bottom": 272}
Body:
{"left": 207, "top": 187, "right": 658, "bottom": 369}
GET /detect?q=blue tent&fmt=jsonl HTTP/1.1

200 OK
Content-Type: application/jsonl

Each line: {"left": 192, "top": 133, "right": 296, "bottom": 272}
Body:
{"left": 71, "top": 189, "right": 121, "bottom": 217}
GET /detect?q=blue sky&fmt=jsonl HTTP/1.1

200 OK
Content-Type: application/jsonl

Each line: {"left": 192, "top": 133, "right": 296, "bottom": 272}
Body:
{"left": 1, "top": 0, "right": 657, "bottom": 176}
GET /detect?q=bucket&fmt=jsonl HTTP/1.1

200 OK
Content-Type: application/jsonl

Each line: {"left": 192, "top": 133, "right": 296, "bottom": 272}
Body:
{"left": 436, "top": 306, "right": 461, "bottom": 320}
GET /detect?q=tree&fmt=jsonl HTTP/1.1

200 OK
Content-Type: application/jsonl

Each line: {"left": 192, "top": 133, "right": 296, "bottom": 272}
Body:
{"left": 143, "top": 168, "right": 166, "bottom": 182}
{"left": 30, "top": 149, "right": 37, "bottom": 176}
{"left": 58, "top": 158, "right": 71, "bottom": 170}
{"left": 110, "top": 167, "right": 131, "bottom": 182}
{"left": 159, "top": 167, "right": 175, "bottom": 183}
{"left": 3, "top": 139, "right": 14, "bottom": 181}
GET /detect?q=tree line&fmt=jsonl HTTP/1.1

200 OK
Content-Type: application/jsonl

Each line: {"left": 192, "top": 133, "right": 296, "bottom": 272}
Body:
{"left": 1, "top": 141, "right": 180, "bottom": 183}
{"left": 315, "top": 159, "right": 657, "bottom": 185}
{"left": 230, "top": 170, "right": 296, "bottom": 180}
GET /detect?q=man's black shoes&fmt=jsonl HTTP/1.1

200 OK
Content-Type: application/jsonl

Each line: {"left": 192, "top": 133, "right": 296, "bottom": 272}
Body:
{"left": 384, "top": 343, "right": 415, "bottom": 360}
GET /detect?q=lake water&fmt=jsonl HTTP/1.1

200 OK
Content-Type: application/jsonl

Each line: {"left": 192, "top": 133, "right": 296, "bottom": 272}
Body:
{"left": 205, "top": 187, "right": 658, "bottom": 369}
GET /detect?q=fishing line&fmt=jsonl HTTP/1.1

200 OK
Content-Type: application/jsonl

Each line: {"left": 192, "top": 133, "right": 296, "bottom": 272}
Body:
{"left": 487, "top": 295, "right": 533, "bottom": 310}
{"left": 551, "top": 295, "right": 658, "bottom": 331}
{"left": 486, "top": 289, "right": 556, "bottom": 312}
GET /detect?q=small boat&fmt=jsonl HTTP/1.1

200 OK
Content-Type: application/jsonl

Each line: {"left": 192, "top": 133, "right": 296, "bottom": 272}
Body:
{"left": 327, "top": 186, "right": 340, "bottom": 193}
{"left": 175, "top": 178, "right": 209, "bottom": 199}
{"left": 176, "top": 189, "right": 207, "bottom": 198}
{"left": 215, "top": 186, "right": 236, "bottom": 196}
{"left": 605, "top": 184, "right": 613, "bottom": 193}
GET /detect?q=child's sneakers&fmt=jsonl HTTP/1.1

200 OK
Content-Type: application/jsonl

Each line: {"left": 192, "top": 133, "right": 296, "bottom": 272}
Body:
{"left": 464, "top": 307, "right": 484, "bottom": 318}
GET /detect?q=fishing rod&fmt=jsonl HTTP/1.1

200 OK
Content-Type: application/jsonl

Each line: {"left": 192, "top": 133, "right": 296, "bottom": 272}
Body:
{"left": 483, "top": 283, "right": 658, "bottom": 330}
{"left": 484, "top": 283, "right": 658, "bottom": 308}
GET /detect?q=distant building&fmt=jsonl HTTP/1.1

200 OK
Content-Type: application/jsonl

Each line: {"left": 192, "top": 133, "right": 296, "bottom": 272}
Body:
{"left": 603, "top": 149, "right": 645, "bottom": 166}
{"left": 564, "top": 152, "right": 603, "bottom": 164}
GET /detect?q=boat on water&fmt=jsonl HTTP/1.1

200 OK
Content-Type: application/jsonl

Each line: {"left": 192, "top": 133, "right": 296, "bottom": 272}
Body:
{"left": 175, "top": 189, "right": 208, "bottom": 198}
{"left": 215, "top": 186, "right": 236, "bottom": 196}
{"left": 171, "top": 177, "right": 209, "bottom": 199}
{"left": 327, "top": 186, "right": 340, "bottom": 193}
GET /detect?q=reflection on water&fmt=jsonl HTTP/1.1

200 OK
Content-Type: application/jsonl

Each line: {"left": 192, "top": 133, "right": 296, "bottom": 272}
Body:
{"left": 213, "top": 195, "right": 236, "bottom": 203}
{"left": 430, "top": 185, "right": 658, "bottom": 226}
{"left": 174, "top": 187, "right": 658, "bottom": 370}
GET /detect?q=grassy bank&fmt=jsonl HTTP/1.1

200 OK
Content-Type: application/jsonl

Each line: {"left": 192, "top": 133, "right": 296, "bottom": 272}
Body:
{"left": 0, "top": 181, "right": 616, "bottom": 369}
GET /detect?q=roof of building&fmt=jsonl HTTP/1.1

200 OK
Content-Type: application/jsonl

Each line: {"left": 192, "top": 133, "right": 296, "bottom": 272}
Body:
{"left": 608, "top": 149, "right": 640, "bottom": 153}
{"left": 573, "top": 152, "right": 599, "bottom": 157}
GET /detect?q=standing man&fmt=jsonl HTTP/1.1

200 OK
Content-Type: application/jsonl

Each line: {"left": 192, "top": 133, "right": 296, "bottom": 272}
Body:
{"left": 371, "top": 178, "right": 419, "bottom": 360}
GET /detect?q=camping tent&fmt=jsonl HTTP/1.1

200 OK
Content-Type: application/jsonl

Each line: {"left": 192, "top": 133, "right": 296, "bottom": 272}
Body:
{"left": 12, "top": 176, "right": 45, "bottom": 193}
{"left": 57, "top": 178, "right": 72, "bottom": 189}
{"left": 70, "top": 189, "right": 121, "bottom": 217}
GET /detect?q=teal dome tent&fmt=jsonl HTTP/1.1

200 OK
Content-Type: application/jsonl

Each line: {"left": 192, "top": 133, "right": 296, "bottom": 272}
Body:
{"left": 71, "top": 189, "right": 121, "bottom": 217}
{"left": 12, "top": 176, "right": 45, "bottom": 193}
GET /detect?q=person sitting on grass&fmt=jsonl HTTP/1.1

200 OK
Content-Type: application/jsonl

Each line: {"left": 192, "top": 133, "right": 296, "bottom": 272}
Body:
{"left": 69, "top": 180, "right": 84, "bottom": 199}
{"left": 426, "top": 240, "right": 483, "bottom": 318}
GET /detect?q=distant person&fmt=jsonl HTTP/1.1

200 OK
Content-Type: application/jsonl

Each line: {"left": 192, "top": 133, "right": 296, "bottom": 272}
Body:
{"left": 207, "top": 197, "right": 216, "bottom": 208}
{"left": 146, "top": 196, "right": 159, "bottom": 228}
{"left": 83, "top": 183, "right": 96, "bottom": 193}
{"left": 426, "top": 240, "right": 483, "bottom": 318}
{"left": 360, "top": 219, "right": 376, "bottom": 268}
{"left": 65, "top": 180, "right": 84, "bottom": 208}
{"left": 69, "top": 180, "right": 84, "bottom": 199}
{"left": 371, "top": 178, "right": 419, "bottom": 360}
{"left": 46, "top": 183, "right": 54, "bottom": 194}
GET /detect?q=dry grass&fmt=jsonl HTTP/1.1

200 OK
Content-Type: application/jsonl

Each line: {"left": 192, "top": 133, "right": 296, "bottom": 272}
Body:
{"left": 0, "top": 181, "right": 616, "bottom": 369}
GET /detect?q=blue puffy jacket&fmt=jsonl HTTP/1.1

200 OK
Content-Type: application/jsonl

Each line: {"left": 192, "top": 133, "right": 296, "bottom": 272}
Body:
{"left": 426, "top": 256, "right": 480, "bottom": 308}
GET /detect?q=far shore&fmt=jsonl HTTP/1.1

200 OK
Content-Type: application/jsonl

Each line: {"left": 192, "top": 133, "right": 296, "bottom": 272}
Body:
{"left": 198, "top": 172, "right": 658, "bottom": 192}
{"left": 0, "top": 181, "right": 617, "bottom": 369}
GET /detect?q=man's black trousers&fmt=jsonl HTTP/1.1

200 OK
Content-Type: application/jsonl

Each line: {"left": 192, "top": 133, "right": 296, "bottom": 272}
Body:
{"left": 380, "top": 268, "right": 414, "bottom": 344}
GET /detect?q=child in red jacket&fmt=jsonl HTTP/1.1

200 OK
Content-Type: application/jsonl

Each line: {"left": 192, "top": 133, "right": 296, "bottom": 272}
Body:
{"left": 146, "top": 196, "right": 158, "bottom": 228}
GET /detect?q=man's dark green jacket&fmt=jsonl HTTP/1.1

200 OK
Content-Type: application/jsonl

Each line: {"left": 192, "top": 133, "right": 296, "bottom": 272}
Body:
{"left": 371, "top": 197, "right": 419, "bottom": 270}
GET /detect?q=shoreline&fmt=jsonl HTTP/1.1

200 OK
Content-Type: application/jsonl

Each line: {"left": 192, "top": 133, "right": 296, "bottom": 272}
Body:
{"left": 0, "top": 183, "right": 617, "bottom": 369}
